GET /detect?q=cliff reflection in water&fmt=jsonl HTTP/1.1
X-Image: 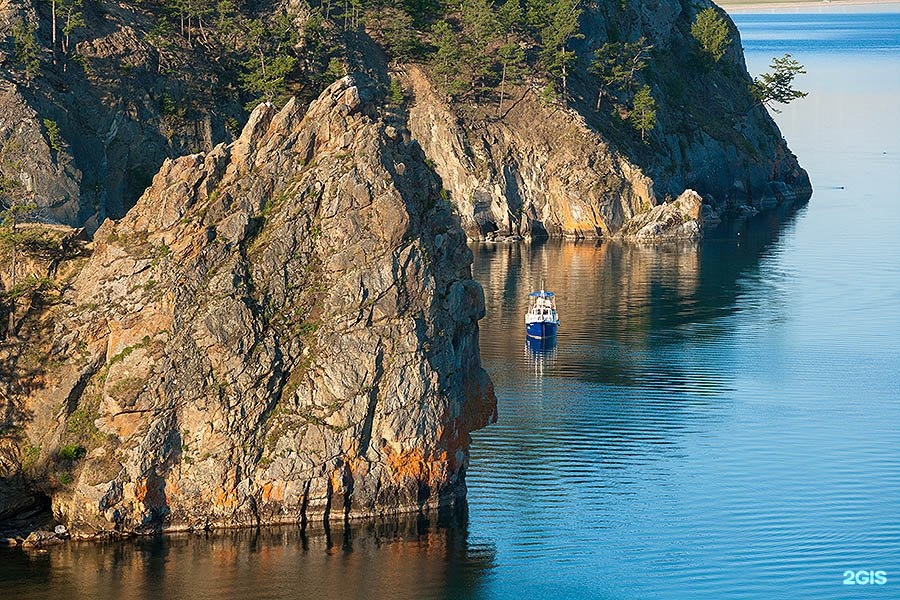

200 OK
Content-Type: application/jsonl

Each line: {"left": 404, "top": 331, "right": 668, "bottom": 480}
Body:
{"left": 0, "top": 511, "right": 495, "bottom": 600}
{"left": 474, "top": 205, "right": 803, "bottom": 392}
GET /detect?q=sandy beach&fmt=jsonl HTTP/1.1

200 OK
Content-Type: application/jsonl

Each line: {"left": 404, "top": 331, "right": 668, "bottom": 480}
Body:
{"left": 718, "top": 0, "right": 900, "bottom": 13}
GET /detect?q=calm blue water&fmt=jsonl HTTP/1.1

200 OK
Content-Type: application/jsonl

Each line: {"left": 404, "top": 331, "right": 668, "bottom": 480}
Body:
{"left": 734, "top": 11, "right": 900, "bottom": 53}
{"left": 463, "top": 10, "right": 900, "bottom": 599}
{"left": 2, "top": 9, "right": 899, "bottom": 600}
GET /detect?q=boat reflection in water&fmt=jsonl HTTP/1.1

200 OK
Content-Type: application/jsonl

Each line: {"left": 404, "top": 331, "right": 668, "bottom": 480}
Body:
{"left": 525, "top": 335, "right": 557, "bottom": 377}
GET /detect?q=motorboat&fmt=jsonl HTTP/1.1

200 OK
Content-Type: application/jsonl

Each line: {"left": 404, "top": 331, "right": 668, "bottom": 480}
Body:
{"left": 525, "top": 289, "right": 559, "bottom": 339}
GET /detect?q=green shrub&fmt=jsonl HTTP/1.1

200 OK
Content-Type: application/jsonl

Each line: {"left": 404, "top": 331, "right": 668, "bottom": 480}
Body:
{"left": 58, "top": 444, "right": 86, "bottom": 461}
{"left": 43, "top": 119, "right": 65, "bottom": 152}
{"left": 21, "top": 444, "right": 41, "bottom": 470}
{"left": 388, "top": 79, "right": 405, "bottom": 106}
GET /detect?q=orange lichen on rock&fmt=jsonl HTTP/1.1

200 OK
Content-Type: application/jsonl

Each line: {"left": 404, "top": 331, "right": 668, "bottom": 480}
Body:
{"left": 347, "top": 456, "right": 370, "bottom": 478}
{"left": 386, "top": 447, "right": 449, "bottom": 488}
{"left": 2, "top": 77, "right": 496, "bottom": 534}
{"left": 214, "top": 487, "right": 239, "bottom": 510}
{"left": 134, "top": 479, "right": 148, "bottom": 503}
{"left": 165, "top": 478, "right": 182, "bottom": 498}
{"left": 261, "top": 480, "right": 285, "bottom": 502}
{"left": 133, "top": 475, "right": 167, "bottom": 510}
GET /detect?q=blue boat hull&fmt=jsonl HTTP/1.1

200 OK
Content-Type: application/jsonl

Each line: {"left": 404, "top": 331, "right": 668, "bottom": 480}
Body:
{"left": 526, "top": 335, "right": 557, "bottom": 354}
{"left": 526, "top": 321, "right": 558, "bottom": 339}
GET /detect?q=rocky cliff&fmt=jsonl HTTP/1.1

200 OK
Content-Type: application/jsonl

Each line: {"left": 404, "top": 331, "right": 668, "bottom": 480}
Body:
{"left": 0, "top": 76, "right": 495, "bottom": 536}
{"left": 0, "top": 0, "right": 245, "bottom": 230}
{"left": 1, "top": 0, "right": 809, "bottom": 243}
{"left": 406, "top": 64, "right": 658, "bottom": 239}
{"left": 404, "top": 0, "right": 811, "bottom": 240}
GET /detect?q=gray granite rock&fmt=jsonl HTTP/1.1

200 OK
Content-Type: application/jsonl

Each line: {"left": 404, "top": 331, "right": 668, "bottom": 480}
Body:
{"left": 1, "top": 76, "right": 495, "bottom": 535}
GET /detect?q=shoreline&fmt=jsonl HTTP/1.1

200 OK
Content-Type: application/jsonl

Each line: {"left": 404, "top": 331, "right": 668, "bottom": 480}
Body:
{"left": 719, "top": 0, "right": 900, "bottom": 12}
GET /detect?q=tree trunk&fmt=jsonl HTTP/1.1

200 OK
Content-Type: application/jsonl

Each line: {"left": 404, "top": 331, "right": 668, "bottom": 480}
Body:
{"left": 63, "top": 8, "right": 71, "bottom": 55}
{"left": 7, "top": 236, "right": 16, "bottom": 339}
{"left": 51, "top": 0, "right": 57, "bottom": 64}
{"left": 498, "top": 62, "right": 507, "bottom": 117}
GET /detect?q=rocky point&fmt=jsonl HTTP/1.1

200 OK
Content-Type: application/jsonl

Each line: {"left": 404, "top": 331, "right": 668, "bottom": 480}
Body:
{"left": 0, "top": 76, "right": 496, "bottom": 536}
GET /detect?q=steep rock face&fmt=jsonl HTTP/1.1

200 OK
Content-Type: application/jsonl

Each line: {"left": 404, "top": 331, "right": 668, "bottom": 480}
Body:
{"left": 0, "top": 0, "right": 238, "bottom": 230}
{"left": 592, "top": 0, "right": 811, "bottom": 209}
{"left": 0, "top": 76, "right": 495, "bottom": 534}
{"left": 406, "top": 65, "right": 657, "bottom": 239}
{"left": 0, "top": 81, "right": 83, "bottom": 224}
{"left": 404, "top": 0, "right": 810, "bottom": 240}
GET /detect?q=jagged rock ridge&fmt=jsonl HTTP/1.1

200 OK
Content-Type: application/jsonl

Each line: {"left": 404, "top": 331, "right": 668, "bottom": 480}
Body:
{"left": 1, "top": 76, "right": 495, "bottom": 534}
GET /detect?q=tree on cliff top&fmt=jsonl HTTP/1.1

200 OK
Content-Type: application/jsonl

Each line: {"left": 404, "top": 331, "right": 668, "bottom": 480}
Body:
{"left": 751, "top": 54, "right": 808, "bottom": 112}
{"left": 536, "top": 0, "right": 583, "bottom": 96}
{"left": 458, "top": 0, "right": 501, "bottom": 94}
{"left": 366, "top": 6, "right": 419, "bottom": 60}
{"left": 497, "top": 41, "right": 526, "bottom": 116}
{"left": 240, "top": 17, "right": 299, "bottom": 107}
{"left": 691, "top": 8, "right": 731, "bottom": 63}
{"left": 60, "top": 0, "right": 86, "bottom": 57}
{"left": 430, "top": 19, "right": 467, "bottom": 98}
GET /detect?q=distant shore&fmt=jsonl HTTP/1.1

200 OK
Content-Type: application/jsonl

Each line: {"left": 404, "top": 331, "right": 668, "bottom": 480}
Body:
{"left": 719, "top": 0, "right": 900, "bottom": 12}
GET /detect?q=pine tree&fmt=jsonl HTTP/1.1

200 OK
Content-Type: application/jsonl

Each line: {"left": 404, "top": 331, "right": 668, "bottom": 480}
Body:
{"left": 368, "top": 7, "right": 418, "bottom": 60}
{"left": 431, "top": 20, "right": 464, "bottom": 94}
{"left": 60, "top": 0, "right": 85, "bottom": 56}
{"left": 525, "top": 0, "right": 553, "bottom": 34}
{"left": 498, "top": 0, "right": 524, "bottom": 35}
{"left": 147, "top": 18, "right": 175, "bottom": 74}
{"left": 590, "top": 37, "right": 652, "bottom": 110}
{"left": 750, "top": 54, "right": 808, "bottom": 112}
{"left": 460, "top": 0, "right": 500, "bottom": 93}
{"left": 0, "top": 180, "right": 38, "bottom": 339}
{"left": 12, "top": 21, "right": 41, "bottom": 85}
{"left": 629, "top": 84, "right": 656, "bottom": 142}
{"left": 538, "top": 0, "right": 582, "bottom": 97}
{"left": 497, "top": 41, "right": 525, "bottom": 116}
{"left": 388, "top": 79, "right": 405, "bottom": 106}
{"left": 240, "top": 18, "right": 298, "bottom": 106}
{"left": 214, "top": 0, "right": 241, "bottom": 50}
{"left": 691, "top": 8, "right": 731, "bottom": 63}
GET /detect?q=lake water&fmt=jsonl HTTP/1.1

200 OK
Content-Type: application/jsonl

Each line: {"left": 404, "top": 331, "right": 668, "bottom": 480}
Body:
{"left": 3, "top": 9, "right": 900, "bottom": 600}
{"left": 465, "top": 11, "right": 900, "bottom": 598}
